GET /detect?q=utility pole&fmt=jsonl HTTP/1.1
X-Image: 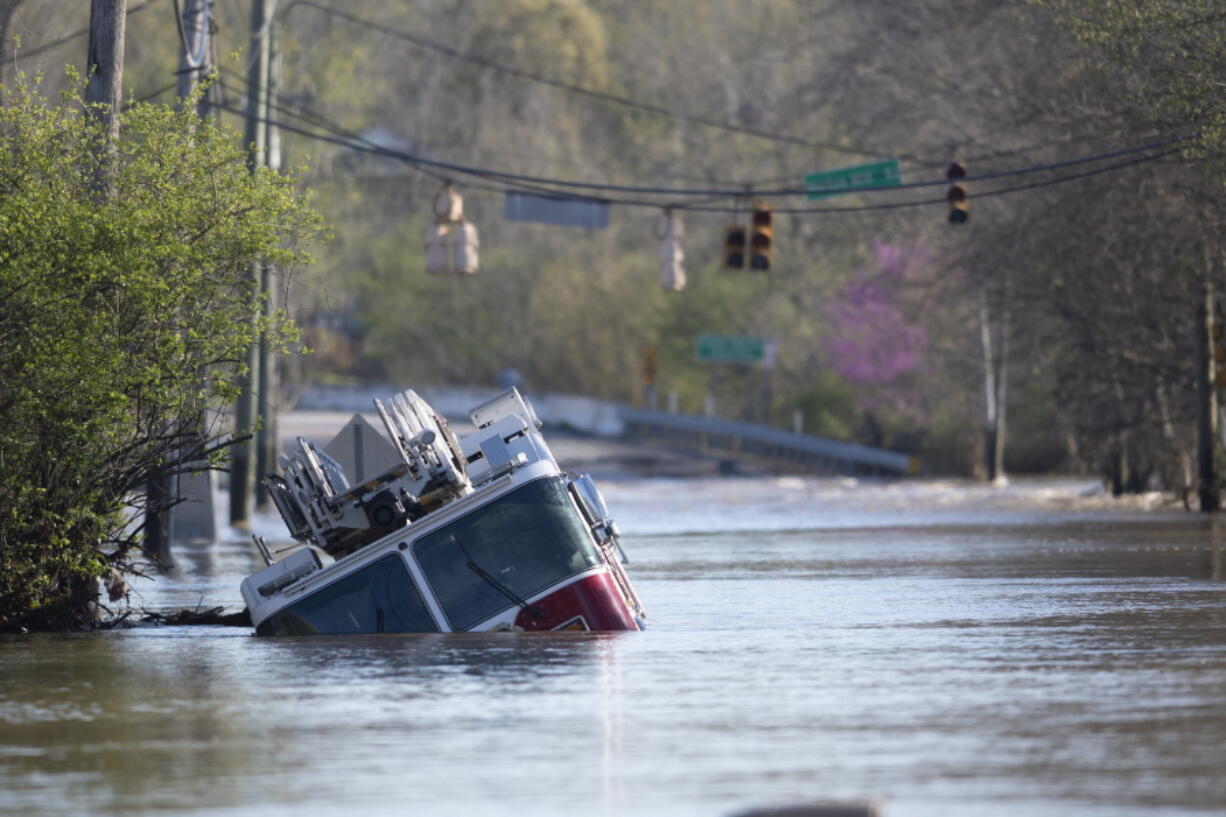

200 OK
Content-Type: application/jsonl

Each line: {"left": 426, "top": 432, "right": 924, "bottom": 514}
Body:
{"left": 1196, "top": 279, "right": 1219, "bottom": 512}
{"left": 85, "top": 0, "right": 125, "bottom": 194}
{"left": 255, "top": 13, "right": 282, "bottom": 510}
{"left": 88, "top": 0, "right": 176, "bottom": 565}
{"left": 88, "top": 2, "right": 170, "bottom": 567}
{"left": 175, "top": 0, "right": 211, "bottom": 115}
{"left": 160, "top": 0, "right": 217, "bottom": 552}
{"left": 230, "top": 0, "right": 275, "bottom": 527}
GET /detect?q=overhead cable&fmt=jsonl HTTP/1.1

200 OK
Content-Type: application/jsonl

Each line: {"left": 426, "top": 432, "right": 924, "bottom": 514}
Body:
{"left": 679, "top": 149, "right": 1181, "bottom": 214}
{"left": 220, "top": 73, "right": 803, "bottom": 190}
{"left": 6, "top": 0, "right": 156, "bottom": 60}
{"left": 215, "top": 101, "right": 1186, "bottom": 199}
{"left": 286, "top": 0, "right": 890, "bottom": 162}
{"left": 210, "top": 102, "right": 1179, "bottom": 214}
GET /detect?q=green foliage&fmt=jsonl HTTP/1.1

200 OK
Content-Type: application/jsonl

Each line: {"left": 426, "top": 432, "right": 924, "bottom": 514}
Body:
{"left": 1042, "top": 0, "right": 1226, "bottom": 169}
{"left": 790, "top": 372, "right": 858, "bottom": 441}
{"left": 0, "top": 76, "right": 323, "bottom": 631}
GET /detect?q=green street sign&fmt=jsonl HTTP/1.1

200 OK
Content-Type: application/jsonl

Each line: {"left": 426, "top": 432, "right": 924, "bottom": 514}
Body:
{"left": 696, "top": 334, "right": 766, "bottom": 364}
{"left": 805, "top": 159, "right": 902, "bottom": 200}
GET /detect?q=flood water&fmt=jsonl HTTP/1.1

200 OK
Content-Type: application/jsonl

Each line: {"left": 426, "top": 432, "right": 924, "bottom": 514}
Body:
{"left": 3, "top": 477, "right": 1226, "bottom": 817}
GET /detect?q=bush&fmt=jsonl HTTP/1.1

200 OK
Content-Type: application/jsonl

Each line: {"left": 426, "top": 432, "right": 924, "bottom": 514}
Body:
{"left": 0, "top": 76, "right": 323, "bottom": 631}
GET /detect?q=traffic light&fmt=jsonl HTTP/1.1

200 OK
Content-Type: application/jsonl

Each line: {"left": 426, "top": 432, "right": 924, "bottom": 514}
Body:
{"left": 749, "top": 201, "right": 773, "bottom": 271}
{"left": 425, "top": 186, "right": 479, "bottom": 275}
{"left": 723, "top": 224, "right": 747, "bottom": 269}
{"left": 947, "top": 162, "right": 968, "bottom": 224}
{"left": 641, "top": 345, "right": 657, "bottom": 386}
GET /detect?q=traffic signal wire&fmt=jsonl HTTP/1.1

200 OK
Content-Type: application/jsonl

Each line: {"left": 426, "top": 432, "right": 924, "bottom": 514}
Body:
{"left": 239, "top": 72, "right": 1189, "bottom": 211}
{"left": 215, "top": 97, "right": 1187, "bottom": 206}
{"left": 213, "top": 99, "right": 1180, "bottom": 216}
{"left": 676, "top": 148, "right": 1182, "bottom": 214}
{"left": 434, "top": 135, "right": 1185, "bottom": 201}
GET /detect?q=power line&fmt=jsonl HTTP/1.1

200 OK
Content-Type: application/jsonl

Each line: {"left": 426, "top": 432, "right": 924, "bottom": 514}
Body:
{"left": 219, "top": 72, "right": 792, "bottom": 192}
{"left": 961, "top": 118, "right": 1180, "bottom": 165}
{"left": 126, "top": 81, "right": 179, "bottom": 108}
{"left": 434, "top": 136, "right": 1185, "bottom": 199}
{"left": 679, "top": 149, "right": 1181, "bottom": 214}
{"left": 217, "top": 32, "right": 1182, "bottom": 196}
{"left": 212, "top": 102, "right": 1180, "bottom": 215}
{"left": 228, "top": 101, "right": 1186, "bottom": 199}
{"left": 279, "top": 1, "right": 1145, "bottom": 173}
{"left": 5, "top": 0, "right": 156, "bottom": 60}
{"left": 285, "top": 0, "right": 889, "bottom": 162}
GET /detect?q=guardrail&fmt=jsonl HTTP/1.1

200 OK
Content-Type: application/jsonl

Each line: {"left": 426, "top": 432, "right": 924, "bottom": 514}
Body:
{"left": 294, "top": 384, "right": 919, "bottom": 477}
{"left": 619, "top": 406, "right": 919, "bottom": 477}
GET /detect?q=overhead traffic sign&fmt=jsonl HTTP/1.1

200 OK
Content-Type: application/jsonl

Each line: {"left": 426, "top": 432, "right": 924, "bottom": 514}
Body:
{"left": 805, "top": 159, "right": 902, "bottom": 200}
{"left": 504, "top": 191, "right": 610, "bottom": 229}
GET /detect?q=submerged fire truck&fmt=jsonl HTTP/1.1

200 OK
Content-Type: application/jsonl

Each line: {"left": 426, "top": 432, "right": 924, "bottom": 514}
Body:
{"left": 240, "top": 388, "right": 645, "bottom": 635}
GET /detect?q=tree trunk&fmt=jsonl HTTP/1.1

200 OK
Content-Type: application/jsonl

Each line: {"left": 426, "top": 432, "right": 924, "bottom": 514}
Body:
{"left": 993, "top": 297, "right": 1009, "bottom": 485}
{"left": 1197, "top": 279, "right": 1219, "bottom": 511}
{"left": 1156, "top": 383, "right": 1193, "bottom": 501}
{"left": 978, "top": 287, "right": 1001, "bottom": 482}
{"left": 0, "top": 1, "right": 23, "bottom": 88}
{"left": 143, "top": 471, "right": 173, "bottom": 567}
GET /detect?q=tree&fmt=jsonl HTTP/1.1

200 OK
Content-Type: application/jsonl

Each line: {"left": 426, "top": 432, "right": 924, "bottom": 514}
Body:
{"left": 823, "top": 239, "right": 930, "bottom": 446}
{"left": 0, "top": 76, "right": 322, "bottom": 631}
{"left": 1044, "top": 0, "right": 1226, "bottom": 167}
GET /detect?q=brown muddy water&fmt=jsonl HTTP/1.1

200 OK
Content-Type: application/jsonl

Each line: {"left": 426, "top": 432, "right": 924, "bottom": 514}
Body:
{"left": 2, "top": 477, "right": 1226, "bottom": 817}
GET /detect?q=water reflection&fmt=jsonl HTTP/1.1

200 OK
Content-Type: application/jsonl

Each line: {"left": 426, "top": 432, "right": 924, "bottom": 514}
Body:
{"left": 3, "top": 480, "right": 1226, "bottom": 816}
{"left": 0, "top": 629, "right": 631, "bottom": 817}
{"left": 250, "top": 630, "right": 622, "bottom": 680}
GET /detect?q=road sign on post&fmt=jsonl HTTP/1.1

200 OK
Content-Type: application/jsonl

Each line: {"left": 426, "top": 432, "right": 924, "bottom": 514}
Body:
{"left": 805, "top": 159, "right": 902, "bottom": 200}
{"left": 696, "top": 334, "right": 767, "bottom": 364}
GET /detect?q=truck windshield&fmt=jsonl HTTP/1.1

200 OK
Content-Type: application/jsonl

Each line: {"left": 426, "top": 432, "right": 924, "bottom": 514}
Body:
{"left": 414, "top": 476, "right": 602, "bottom": 630}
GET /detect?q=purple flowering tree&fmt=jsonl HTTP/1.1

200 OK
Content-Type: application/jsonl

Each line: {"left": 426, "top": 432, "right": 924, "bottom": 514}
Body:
{"left": 825, "top": 239, "right": 930, "bottom": 421}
